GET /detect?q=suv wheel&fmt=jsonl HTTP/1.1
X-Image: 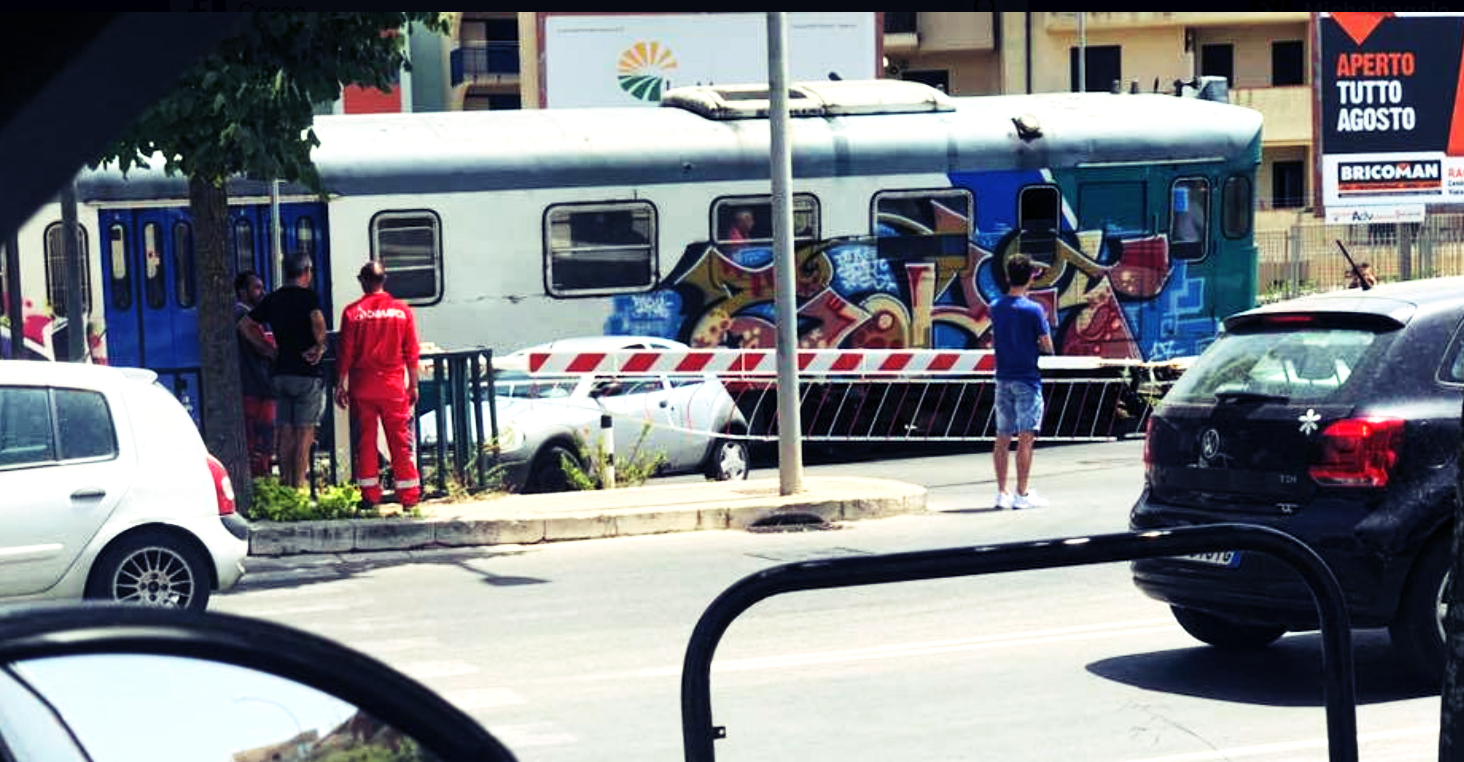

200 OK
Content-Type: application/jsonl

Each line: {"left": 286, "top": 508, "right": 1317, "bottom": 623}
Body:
{"left": 85, "top": 529, "right": 210, "bottom": 612}
{"left": 1388, "top": 536, "right": 1449, "bottom": 680}
{"left": 1171, "top": 605, "right": 1285, "bottom": 649}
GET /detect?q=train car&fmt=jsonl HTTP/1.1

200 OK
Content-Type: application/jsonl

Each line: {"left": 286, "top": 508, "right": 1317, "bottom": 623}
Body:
{"left": 2, "top": 78, "right": 1262, "bottom": 437}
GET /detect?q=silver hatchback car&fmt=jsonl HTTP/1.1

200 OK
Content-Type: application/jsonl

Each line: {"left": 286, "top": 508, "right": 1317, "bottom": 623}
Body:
{"left": 0, "top": 360, "right": 248, "bottom": 611}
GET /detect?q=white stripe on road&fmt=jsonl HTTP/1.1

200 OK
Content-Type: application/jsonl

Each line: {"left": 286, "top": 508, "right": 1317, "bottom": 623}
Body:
{"left": 439, "top": 687, "right": 525, "bottom": 710}
{"left": 627, "top": 618, "right": 1179, "bottom": 677}
{"left": 1121, "top": 725, "right": 1437, "bottom": 762}
{"left": 397, "top": 660, "right": 481, "bottom": 679}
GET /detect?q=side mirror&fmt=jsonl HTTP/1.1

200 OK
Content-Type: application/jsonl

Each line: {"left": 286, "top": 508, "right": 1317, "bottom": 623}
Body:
{"left": 0, "top": 603, "right": 519, "bottom": 762}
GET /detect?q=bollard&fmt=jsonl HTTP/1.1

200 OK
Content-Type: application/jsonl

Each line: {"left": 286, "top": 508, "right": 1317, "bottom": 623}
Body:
{"left": 601, "top": 413, "right": 615, "bottom": 489}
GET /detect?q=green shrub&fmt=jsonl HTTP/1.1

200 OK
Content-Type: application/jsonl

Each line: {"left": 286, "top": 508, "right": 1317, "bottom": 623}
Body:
{"left": 560, "top": 423, "right": 668, "bottom": 490}
{"left": 249, "top": 477, "right": 364, "bottom": 522}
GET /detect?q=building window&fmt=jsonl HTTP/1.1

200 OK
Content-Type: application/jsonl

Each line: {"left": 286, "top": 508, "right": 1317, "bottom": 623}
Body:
{"left": 1201, "top": 43, "right": 1234, "bottom": 88}
{"left": 1222, "top": 176, "right": 1253, "bottom": 239}
{"left": 370, "top": 211, "right": 443, "bottom": 305}
{"left": 464, "top": 92, "right": 521, "bottom": 111}
{"left": 902, "top": 69, "right": 949, "bottom": 93}
{"left": 1272, "top": 40, "right": 1305, "bottom": 86}
{"left": 545, "top": 202, "right": 657, "bottom": 297}
{"left": 1169, "top": 178, "right": 1210, "bottom": 260}
{"left": 44, "top": 222, "right": 90, "bottom": 319}
{"left": 1069, "top": 45, "right": 1121, "bottom": 93}
{"left": 884, "top": 11, "right": 917, "bottom": 34}
{"left": 1273, "top": 160, "right": 1305, "bottom": 209}
{"left": 713, "top": 194, "right": 821, "bottom": 253}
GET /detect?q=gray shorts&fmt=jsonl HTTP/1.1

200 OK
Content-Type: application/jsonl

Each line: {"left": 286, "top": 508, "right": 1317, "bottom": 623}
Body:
{"left": 273, "top": 375, "right": 326, "bottom": 427}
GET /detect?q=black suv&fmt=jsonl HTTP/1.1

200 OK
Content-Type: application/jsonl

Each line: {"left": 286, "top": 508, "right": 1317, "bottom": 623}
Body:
{"left": 1130, "top": 276, "right": 1464, "bottom": 679}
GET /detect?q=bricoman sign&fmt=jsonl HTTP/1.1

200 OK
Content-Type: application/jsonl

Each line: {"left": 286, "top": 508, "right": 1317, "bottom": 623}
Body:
{"left": 1319, "top": 12, "right": 1464, "bottom": 210}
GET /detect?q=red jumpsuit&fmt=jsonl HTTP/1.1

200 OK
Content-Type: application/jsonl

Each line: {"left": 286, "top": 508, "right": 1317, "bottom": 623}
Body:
{"left": 337, "top": 290, "right": 422, "bottom": 506}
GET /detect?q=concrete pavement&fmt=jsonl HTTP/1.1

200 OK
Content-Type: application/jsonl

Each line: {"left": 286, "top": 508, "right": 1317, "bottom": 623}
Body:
{"left": 246, "top": 475, "right": 928, "bottom": 557}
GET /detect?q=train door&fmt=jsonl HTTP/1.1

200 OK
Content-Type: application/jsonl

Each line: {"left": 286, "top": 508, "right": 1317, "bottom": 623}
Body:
{"left": 99, "top": 207, "right": 203, "bottom": 422}
{"left": 100, "top": 200, "right": 329, "bottom": 431}
{"left": 1071, "top": 167, "right": 1158, "bottom": 360}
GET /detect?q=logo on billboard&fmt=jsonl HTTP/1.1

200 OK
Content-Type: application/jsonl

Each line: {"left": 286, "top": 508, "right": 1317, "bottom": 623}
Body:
{"left": 1337, "top": 160, "right": 1442, "bottom": 195}
{"left": 617, "top": 41, "right": 679, "bottom": 102}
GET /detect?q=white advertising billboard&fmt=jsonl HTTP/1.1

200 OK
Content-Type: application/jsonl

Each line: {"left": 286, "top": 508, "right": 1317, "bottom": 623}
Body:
{"left": 543, "top": 12, "right": 880, "bottom": 108}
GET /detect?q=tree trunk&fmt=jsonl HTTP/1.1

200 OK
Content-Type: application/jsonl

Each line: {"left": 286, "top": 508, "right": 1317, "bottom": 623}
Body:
{"left": 1444, "top": 393, "right": 1464, "bottom": 760}
{"left": 190, "top": 174, "right": 252, "bottom": 516}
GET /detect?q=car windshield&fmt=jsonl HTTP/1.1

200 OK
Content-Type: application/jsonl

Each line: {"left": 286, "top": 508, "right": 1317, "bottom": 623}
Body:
{"left": 1166, "top": 327, "right": 1379, "bottom": 404}
{"left": 493, "top": 370, "right": 578, "bottom": 399}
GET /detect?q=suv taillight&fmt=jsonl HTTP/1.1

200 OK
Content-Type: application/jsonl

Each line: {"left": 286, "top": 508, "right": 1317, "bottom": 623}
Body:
{"left": 1309, "top": 417, "right": 1405, "bottom": 488}
{"left": 207, "top": 454, "right": 237, "bottom": 515}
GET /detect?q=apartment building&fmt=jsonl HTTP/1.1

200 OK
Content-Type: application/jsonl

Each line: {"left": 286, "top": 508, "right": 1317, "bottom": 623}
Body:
{"left": 395, "top": 12, "right": 1314, "bottom": 232}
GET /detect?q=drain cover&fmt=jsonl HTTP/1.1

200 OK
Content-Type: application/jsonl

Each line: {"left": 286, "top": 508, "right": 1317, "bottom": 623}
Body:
{"left": 748, "top": 512, "right": 836, "bottom": 533}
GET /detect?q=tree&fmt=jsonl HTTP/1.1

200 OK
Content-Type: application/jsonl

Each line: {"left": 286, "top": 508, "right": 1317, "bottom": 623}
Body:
{"left": 90, "top": 13, "right": 449, "bottom": 515}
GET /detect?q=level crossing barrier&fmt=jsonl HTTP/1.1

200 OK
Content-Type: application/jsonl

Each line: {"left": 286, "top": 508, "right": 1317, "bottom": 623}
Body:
{"left": 524, "top": 348, "right": 1167, "bottom": 443}
{"left": 681, "top": 523, "right": 1359, "bottom": 762}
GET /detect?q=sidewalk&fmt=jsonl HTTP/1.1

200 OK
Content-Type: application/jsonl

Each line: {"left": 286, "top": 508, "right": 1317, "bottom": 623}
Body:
{"left": 247, "top": 475, "right": 929, "bottom": 557}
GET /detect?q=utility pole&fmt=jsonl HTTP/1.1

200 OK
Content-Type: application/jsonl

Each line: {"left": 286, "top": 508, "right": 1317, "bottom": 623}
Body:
{"left": 767, "top": 12, "right": 804, "bottom": 495}
{"left": 1077, "top": 12, "right": 1086, "bottom": 92}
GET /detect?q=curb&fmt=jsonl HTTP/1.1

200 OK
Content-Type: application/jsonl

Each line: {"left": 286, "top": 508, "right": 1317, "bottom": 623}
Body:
{"left": 246, "top": 477, "right": 929, "bottom": 556}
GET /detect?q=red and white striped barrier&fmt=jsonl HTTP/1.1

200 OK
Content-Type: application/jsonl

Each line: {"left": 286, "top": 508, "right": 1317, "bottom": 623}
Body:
{"left": 522, "top": 348, "right": 1150, "bottom": 377}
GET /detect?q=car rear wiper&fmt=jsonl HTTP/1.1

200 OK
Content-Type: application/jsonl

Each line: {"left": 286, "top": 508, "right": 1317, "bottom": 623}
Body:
{"left": 1214, "top": 390, "right": 1290, "bottom": 404}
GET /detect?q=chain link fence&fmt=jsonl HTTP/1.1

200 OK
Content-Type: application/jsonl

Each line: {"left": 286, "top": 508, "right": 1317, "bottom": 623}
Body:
{"left": 1256, "top": 214, "right": 1464, "bottom": 303}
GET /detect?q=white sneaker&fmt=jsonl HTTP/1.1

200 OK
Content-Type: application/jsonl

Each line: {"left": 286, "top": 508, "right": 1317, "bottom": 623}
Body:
{"left": 1013, "top": 491, "right": 1049, "bottom": 510}
{"left": 995, "top": 491, "right": 1014, "bottom": 510}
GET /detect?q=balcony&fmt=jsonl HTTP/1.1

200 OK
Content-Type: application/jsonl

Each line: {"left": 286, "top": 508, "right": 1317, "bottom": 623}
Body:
{"left": 450, "top": 42, "right": 520, "bottom": 87}
{"left": 1229, "top": 85, "right": 1310, "bottom": 146}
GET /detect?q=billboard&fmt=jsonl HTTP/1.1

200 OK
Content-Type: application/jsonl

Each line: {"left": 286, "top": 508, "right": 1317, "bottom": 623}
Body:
{"left": 541, "top": 12, "right": 880, "bottom": 108}
{"left": 1318, "top": 12, "right": 1464, "bottom": 214}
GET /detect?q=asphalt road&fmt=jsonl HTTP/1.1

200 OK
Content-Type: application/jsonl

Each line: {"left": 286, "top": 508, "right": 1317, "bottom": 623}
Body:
{"left": 214, "top": 439, "right": 1442, "bottom": 761}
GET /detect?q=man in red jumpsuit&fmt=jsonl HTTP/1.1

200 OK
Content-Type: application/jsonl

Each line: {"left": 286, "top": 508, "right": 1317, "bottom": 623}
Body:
{"left": 334, "top": 261, "right": 422, "bottom": 507}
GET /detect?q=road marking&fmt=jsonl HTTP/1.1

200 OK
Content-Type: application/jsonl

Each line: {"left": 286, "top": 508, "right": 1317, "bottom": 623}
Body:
{"left": 1121, "top": 725, "right": 1437, "bottom": 762}
{"left": 491, "top": 722, "right": 577, "bottom": 748}
{"left": 397, "top": 660, "right": 481, "bottom": 679}
{"left": 351, "top": 636, "right": 444, "bottom": 654}
{"left": 439, "top": 687, "right": 524, "bottom": 710}
{"left": 623, "top": 618, "right": 1179, "bottom": 678}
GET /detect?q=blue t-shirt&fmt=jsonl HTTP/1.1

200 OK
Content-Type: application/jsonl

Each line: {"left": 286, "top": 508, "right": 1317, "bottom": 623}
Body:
{"left": 991, "top": 294, "right": 1050, "bottom": 383}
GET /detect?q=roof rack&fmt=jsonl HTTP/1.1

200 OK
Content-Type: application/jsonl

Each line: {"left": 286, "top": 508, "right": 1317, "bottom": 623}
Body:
{"left": 660, "top": 78, "right": 957, "bottom": 120}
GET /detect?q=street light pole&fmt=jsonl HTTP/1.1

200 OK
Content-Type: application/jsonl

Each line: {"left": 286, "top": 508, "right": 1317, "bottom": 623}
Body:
{"left": 767, "top": 11, "right": 804, "bottom": 496}
{"left": 233, "top": 694, "right": 312, "bottom": 758}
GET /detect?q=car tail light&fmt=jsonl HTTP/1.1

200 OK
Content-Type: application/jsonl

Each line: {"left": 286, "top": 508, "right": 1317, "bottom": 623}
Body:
{"left": 207, "top": 454, "right": 237, "bottom": 515}
{"left": 1309, "top": 417, "right": 1405, "bottom": 488}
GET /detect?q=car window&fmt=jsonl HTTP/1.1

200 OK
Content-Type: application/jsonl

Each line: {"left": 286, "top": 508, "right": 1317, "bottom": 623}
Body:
{"left": 1166, "top": 328, "right": 1378, "bottom": 404}
{"left": 493, "top": 371, "right": 577, "bottom": 399}
{"left": 589, "top": 377, "right": 662, "bottom": 398}
{"left": 1441, "top": 319, "right": 1464, "bottom": 384}
{"left": 54, "top": 388, "right": 117, "bottom": 461}
{"left": 0, "top": 386, "right": 55, "bottom": 468}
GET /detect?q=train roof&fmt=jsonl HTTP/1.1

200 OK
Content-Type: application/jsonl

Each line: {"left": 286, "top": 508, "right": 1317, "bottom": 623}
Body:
{"left": 76, "top": 80, "right": 1262, "bottom": 203}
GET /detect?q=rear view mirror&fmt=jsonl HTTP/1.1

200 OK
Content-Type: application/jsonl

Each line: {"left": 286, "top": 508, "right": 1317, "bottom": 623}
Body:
{"left": 0, "top": 604, "right": 519, "bottom": 762}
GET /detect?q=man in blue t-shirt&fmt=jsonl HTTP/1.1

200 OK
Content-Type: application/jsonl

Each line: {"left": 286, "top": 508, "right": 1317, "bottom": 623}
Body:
{"left": 990, "top": 252, "right": 1054, "bottom": 510}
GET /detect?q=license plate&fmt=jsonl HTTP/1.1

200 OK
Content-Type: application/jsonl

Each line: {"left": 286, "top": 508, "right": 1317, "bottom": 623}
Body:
{"left": 1177, "top": 551, "right": 1241, "bottom": 567}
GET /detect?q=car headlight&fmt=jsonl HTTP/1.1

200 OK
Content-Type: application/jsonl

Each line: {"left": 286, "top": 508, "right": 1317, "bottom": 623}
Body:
{"left": 495, "top": 425, "right": 526, "bottom": 454}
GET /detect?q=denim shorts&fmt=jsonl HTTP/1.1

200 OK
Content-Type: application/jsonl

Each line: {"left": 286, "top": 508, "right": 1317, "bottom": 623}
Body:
{"left": 995, "top": 379, "right": 1044, "bottom": 436}
{"left": 273, "top": 375, "right": 326, "bottom": 427}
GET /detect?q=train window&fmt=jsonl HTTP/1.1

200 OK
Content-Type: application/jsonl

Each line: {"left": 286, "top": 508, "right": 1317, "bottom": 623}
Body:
{"left": 371, "top": 211, "right": 442, "bottom": 305}
{"left": 873, "top": 189, "right": 972, "bottom": 237}
{"left": 108, "top": 224, "right": 130, "bottom": 311}
{"left": 143, "top": 222, "right": 165, "bottom": 310}
{"left": 1017, "top": 186, "right": 1060, "bottom": 265}
{"left": 173, "top": 221, "right": 196, "bottom": 309}
{"left": 232, "top": 217, "right": 254, "bottom": 277}
{"left": 545, "top": 203, "right": 656, "bottom": 297}
{"left": 1170, "top": 178, "right": 1210, "bottom": 260}
{"left": 43, "top": 222, "right": 91, "bottom": 319}
{"left": 712, "top": 195, "right": 820, "bottom": 252}
{"left": 1222, "top": 175, "right": 1252, "bottom": 239}
{"left": 296, "top": 217, "right": 316, "bottom": 257}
